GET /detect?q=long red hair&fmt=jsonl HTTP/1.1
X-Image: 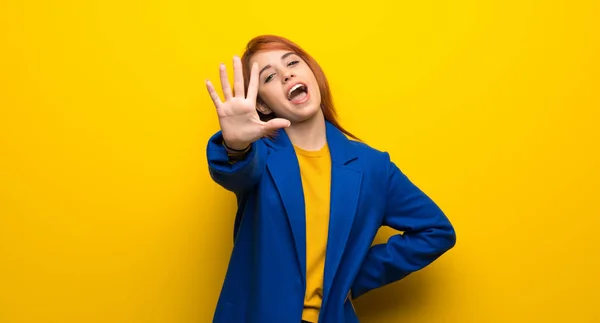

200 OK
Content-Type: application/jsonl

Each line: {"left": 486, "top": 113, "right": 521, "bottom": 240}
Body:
{"left": 240, "top": 35, "right": 359, "bottom": 141}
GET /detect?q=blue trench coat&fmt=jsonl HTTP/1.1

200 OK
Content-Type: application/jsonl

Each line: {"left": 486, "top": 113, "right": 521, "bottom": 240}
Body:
{"left": 206, "top": 121, "right": 456, "bottom": 323}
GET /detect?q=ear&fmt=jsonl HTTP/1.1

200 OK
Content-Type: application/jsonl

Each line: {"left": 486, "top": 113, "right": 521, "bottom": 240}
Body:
{"left": 256, "top": 100, "right": 273, "bottom": 115}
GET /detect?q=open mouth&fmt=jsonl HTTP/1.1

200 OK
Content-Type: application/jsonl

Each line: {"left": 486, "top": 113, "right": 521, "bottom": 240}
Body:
{"left": 287, "top": 83, "right": 308, "bottom": 102}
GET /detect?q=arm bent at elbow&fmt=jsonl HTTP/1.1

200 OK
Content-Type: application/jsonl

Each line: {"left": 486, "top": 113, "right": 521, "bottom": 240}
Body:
{"left": 351, "top": 154, "right": 456, "bottom": 299}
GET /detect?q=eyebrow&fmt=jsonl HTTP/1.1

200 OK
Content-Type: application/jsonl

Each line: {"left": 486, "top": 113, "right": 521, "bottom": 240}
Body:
{"left": 259, "top": 52, "right": 297, "bottom": 78}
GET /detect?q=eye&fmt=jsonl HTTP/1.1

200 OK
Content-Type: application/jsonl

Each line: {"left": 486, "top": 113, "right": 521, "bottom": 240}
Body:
{"left": 264, "top": 73, "right": 275, "bottom": 83}
{"left": 288, "top": 60, "right": 299, "bottom": 67}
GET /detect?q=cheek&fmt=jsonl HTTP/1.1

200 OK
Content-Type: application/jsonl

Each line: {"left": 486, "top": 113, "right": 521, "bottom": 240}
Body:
{"left": 310, "top": 83, "right": 322, "bottom": 100}
{"left": 259, "top": 87, "right": 284, "bottom": 104}
{"left": 257, "top": 88, "right": 270, "bottom": 102}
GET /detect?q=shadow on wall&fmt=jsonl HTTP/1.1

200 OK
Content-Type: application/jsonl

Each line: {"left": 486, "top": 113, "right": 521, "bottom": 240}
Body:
{"left": 353, "top": 228, "right": 440, "bottom": 322}
{"left": 354, "top": 270, "right": 434, "bottom": 322}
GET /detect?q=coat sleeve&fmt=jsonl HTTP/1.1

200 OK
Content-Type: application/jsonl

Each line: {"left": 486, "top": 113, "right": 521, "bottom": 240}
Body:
{"left": 206, "top": 130, "right": 268, "bottom": 194}
{"left": 350, "top": 153, "right": 457, "bottom": 299}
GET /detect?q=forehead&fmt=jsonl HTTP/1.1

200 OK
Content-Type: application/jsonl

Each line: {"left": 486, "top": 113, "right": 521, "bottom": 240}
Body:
{"left": 250, "top": 49, "right": 298, "bottom": 67}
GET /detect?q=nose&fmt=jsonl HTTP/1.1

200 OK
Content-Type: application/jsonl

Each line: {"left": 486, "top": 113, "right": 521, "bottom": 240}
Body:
{"left": 283, "top": 71, "right": 295, "bottom": 83}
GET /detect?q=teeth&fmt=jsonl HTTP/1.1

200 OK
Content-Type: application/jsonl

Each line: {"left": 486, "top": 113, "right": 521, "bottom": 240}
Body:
{"left": 288, "top": 84, "right": 305, "bottom": 100}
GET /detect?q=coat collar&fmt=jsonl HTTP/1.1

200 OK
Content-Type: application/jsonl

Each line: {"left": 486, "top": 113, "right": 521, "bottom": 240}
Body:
{"left": 264, "top": 120, "right": 359, "bottom": 165}
{"left": 264, "top": 120, "right": 363, "bottom": 306}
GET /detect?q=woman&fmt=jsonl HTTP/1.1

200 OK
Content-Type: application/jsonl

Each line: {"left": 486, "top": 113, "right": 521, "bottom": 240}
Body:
{"left": 205, "top": 35, "right": 456, "bottom": 323}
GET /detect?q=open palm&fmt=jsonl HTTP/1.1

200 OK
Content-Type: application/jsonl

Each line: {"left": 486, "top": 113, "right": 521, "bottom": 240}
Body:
{"left": 205, "top": 56, "right": 290, "bottom": 150}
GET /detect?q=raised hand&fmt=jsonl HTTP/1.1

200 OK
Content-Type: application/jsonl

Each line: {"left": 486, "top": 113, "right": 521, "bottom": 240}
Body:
{"left": 205, "top": 56, "right": 290, "bottom": 150}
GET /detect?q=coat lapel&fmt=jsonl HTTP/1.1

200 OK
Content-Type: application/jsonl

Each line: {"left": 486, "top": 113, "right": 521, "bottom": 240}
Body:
{"left": 266, "top": 130, "right": 307, "bottom": 286}
{"left": 264, "top": 121, "right": 363, "bottom": 296}
{"left": 322, "top": 122, "right": 362, "bottom": 300}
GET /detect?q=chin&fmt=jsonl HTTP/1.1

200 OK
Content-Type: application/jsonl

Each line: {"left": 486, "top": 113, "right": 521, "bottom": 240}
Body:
{"left": 288, "top": 104, "right": 323, "bottom": 123}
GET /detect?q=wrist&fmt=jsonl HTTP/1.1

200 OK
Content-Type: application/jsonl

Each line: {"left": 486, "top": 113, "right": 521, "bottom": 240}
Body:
{"left": 222, "top": 140, "right": 251, "bottom": 155}
{"left": 222, "top": 139, "right": 251, "bottom": 151}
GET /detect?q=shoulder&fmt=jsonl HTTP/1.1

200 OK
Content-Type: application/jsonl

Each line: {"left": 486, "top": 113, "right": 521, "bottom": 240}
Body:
{"left": 345, "top": 139, "right": 398, "bottom": 183}
{"left": 347, "top": 139, "right": 393, "bottom": 164}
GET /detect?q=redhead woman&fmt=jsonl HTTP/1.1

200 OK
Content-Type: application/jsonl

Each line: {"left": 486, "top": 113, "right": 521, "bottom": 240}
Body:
{"left": 205, "top": 35, "right": 456, "bottom": 323}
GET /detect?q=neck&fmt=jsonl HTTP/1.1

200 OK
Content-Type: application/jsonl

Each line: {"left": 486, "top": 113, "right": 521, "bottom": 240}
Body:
{"left": 285, "top": 111, "right": 327, "bottom": 151}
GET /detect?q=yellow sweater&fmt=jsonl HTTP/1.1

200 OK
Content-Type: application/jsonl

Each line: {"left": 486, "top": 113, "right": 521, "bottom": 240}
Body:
{"left": 293, "top": 143, "right": 331, "bottom": 323}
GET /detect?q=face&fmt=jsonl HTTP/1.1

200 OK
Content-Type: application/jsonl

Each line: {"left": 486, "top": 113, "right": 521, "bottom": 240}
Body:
{"left": 250, "top": 50, "right": 322, "bottom": 123}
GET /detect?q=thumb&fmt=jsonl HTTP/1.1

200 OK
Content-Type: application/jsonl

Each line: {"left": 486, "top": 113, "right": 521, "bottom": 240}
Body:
{"left": 263, "top": 118, "right": 291, "bottom": 132}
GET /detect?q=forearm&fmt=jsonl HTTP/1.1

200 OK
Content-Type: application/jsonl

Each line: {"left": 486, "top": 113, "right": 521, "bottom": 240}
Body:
{"left": 206, "top": 131, "right": 266, "bottom": 193}
{"left": 351, "top": 222, "right": 456, "bottom": 299}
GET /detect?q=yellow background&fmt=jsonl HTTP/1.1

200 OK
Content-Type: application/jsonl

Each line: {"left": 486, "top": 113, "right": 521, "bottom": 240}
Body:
{"left": 1, "top": 0, "right": 599, "bottom": 322}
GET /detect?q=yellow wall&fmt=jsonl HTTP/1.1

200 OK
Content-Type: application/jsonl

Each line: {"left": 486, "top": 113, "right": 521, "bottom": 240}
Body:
{"left": 1, "top": 0, "right": 599, "bottom": 322}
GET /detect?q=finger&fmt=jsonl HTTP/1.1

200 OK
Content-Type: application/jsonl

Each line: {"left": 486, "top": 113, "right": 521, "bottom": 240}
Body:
{"left": 205, "top": 80, "right": 222, "bottom": 109}
{"left": 219, "top": 63, "right": 233, "bottom": 100}
{"left": 233, "top": 56, "right": 245, "bottom": 98}
{"left": 246, "top": 62, "right": 259, "bottom": 102}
